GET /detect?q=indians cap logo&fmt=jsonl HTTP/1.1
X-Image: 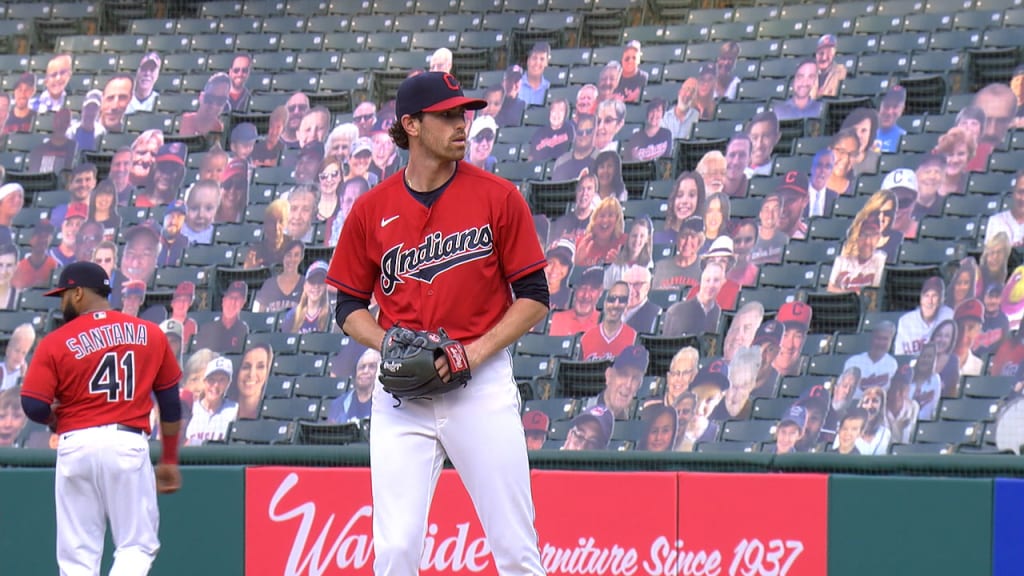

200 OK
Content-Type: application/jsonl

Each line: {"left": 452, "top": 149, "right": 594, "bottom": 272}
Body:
{"left": 442, "top": 73, "right": 460, "bottom": 91}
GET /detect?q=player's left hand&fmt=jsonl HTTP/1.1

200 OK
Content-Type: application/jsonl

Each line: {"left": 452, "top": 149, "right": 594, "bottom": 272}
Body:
{"left": 155, "top": 463, "right": 182, "bottom": 494}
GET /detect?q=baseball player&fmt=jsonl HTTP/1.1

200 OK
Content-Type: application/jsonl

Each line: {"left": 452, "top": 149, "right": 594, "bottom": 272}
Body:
{"left": 19, "top": 261, "right": 182, "bottom": 575}
{"left": 327, "top": 71, "right": 549, "bottom": 575}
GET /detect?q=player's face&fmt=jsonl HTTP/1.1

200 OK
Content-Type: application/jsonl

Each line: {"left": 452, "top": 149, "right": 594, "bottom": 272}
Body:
{"left": 811, "top": 152, "right": 834, "bottom": 190}
{"left": 204, "top": 373, "right": 231, "bottom": 402}
{"left": 775, "top": 423, "right": 801, "bottom": 453}
{"left": 416, "top": 108, "right": 469, "bottom": 163}
{"left": 45, "top": 56, "right": 71, "bottom": 97}
{"left": 70, "top": 171, "right": 97, "bottom": 202}
{"left": 603, "top": 285, "right": 628, "bottom": 322}
{"left": 920, "top": 288, "right": 941, "bottom": 321}
{"left": 123, "top": 235, "right": 158, "bottom": 283}
{"left": 287, "top": 191, "right": 315, "bottom": 239}
{"left": 792, "top": 62, "right": 817, "bottom": 99}
{"left": 605, "top": 366, "right": 643, "bottom": 415}
{"left": 238, "top": 348, "right": 270, "bottom": 401}
{"left": 674, "top": 178, "right": 699, "bottom": 220}
{"left": 838, "top": 417, "right": 865, "bottom": 452}
{"left": 725, "top": 140, "right": 750, "bottom": 182}
{"left": 645, "top": 411, "right": 674, "bottom": 452}
{"left": 230, "top": 56, "right": 251, "bottom": 91}
{"left": 573, "top": 283, "right": 600, "bottom": 314}
{"left": 93, "top": 248, "right": 115, "bottom": 275}
{"left": 101, "top": 78, "right": 132, "bottom": 130}
{"left": 775, "top": 327, "right": 806, "bottom": 374}
{"left": 0, "top": 404, "right": 26, "bottom": 446}
{"left": 749, "top": 121, "right": 776, "bottom": 168}
{"left": 667, "top": 357, "right": 697, "bottom": 397}
{"left": 187, "top": 186, "right": 219, "bottom": 232}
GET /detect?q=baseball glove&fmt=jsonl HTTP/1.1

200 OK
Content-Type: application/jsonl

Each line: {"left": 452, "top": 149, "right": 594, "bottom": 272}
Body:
{"left": 379, "top": 326, "right": 472, "bottom": 403}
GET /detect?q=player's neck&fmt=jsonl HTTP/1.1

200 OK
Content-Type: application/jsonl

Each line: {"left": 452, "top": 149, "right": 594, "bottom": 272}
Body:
{"left": 404, "top": 160, "right": 456, "bottom": 193}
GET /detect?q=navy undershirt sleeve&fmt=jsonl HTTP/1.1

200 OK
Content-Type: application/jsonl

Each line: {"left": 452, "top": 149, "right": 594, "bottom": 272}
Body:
{"left": 511, "top": 269, "right": 550, "bottom": 308}
{"left": 155, "top": 384, "right": 182, "bottom": 422}
{"left": 336, "top": 292, "right": 372, "bottom": 334}
{"left": 21, "top": 396, "right": 50, "bottom": 425}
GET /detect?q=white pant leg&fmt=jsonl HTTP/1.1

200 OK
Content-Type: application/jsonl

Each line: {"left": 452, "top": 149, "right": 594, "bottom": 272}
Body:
{"left": 370, "top": 385, "right": 447, "bottom": 576}
{"left": 56, "top": 432, "right": 108, "bottom": 576}
{"left": 104, "top": 431, "right": 160, "bottom": 576}
{"left": 438, "top": 351, "right": 546, "bottom": 576}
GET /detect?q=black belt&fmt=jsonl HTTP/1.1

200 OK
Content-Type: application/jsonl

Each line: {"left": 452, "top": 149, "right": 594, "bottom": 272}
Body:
{"left": 116, "top": 424, "right": 146, "bottom": 435}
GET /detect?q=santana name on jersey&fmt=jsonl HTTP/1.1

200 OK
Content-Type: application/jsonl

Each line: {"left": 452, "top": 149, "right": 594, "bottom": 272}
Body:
{"left": 64, "top": 321, "right": 149, "bottom": 360}
{"left": 380, "top": 225, "right": 494, "bottom": 295}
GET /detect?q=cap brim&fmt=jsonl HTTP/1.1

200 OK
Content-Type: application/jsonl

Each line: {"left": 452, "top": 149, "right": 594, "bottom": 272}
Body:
{"left": 42, "top": 286, "right": 68, "bottom": 297}
{"left": 421, "top": 96, "right": 487, "bottom": 113}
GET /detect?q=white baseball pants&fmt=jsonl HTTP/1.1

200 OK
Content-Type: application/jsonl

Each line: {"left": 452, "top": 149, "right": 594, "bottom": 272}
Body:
{"left": 370, "top": 349, "right": 546, "bottom": 575}
{"left": 55, "top": 424, "right": 160, "bottom": 576}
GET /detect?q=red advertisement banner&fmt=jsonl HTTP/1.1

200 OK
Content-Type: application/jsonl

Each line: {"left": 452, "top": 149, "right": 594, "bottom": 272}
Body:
{"left": 676, "top": 473, "right": 829, "bottom": 576}
{"left": 245, "top": 468, "right": 827, "bottom": 576}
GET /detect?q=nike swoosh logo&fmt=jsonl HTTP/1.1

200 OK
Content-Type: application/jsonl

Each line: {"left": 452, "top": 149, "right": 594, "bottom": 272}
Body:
{"left": 381, "top": 215, "right": 400, "bottom": 227}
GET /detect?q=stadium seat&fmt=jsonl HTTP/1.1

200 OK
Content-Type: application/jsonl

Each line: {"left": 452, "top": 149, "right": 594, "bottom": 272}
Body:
{"left": 293, "top": 376, "right": 348, "bottom": 400}
{"left": 245, "top": 332, "right": 300, "bottom": 356}
{"left": 261, "top": 397, "right": 322, "bottom": 422}
{"left": 296, "top": 420, "right": 366, "bottom": 445}
{"left": 229, "top": 419, "right": 295, "bottom": 445}
{"left": 720, "top": 419, "right": 776, "bottom": 443}
{"left": 805, "top": 292, "right": 862, "bottom": 334}
{"left": 940, "top": 398, "right": 1001, "bottom": 422}
{"left": 914, "top": 420, "right": 982, "bottom": 446}
{"left": 637, "top": 334, "right": 705, "bottom": 377}
{"left": 516, "top": 333, "right": 579, "bottom": 359}
{"left": 778, "top": 375, "right": 834, "bottom": 398}
{"left": 963, "top": 376, "right": 1017, "bottom": 398}
{"left": 554, "top": 358, "right": 613, "bottom": 398}
{"left": 272, "top": 355, "right": 327, "bottom": 377}
{"left": 751, "top": 397, "right": 795, "bottom": 421}
{"left": 524, "top": 398, "right": 579, "bottom": 423}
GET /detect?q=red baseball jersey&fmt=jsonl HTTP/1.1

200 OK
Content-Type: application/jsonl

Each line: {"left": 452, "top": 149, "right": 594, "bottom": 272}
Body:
{"left": 22, "top": 310, "right": 182, "bottom": 435}
{"left": 327, "top": 162, "right": 546, "bottom": 342}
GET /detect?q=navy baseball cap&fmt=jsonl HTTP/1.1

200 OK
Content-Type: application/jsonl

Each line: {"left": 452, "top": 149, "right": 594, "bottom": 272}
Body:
{"left": 45, "top": 261, "right": 112, "bottom": 297}
{"left": 690, "top": 358, "right": 730, "bottom": 391}
{"left": 395, "top": 72, "right": 486, "bottom": 119}
{"left": 753, "top": 319, "right": 784, "bottom": 346}
{"left": 613, "top": 345, "right": 650, "bottom": 373}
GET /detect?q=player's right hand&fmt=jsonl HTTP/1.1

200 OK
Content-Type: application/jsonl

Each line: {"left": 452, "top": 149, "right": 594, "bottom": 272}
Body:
{"left": 155, "top": 463, "right": 182, "bottom": 494}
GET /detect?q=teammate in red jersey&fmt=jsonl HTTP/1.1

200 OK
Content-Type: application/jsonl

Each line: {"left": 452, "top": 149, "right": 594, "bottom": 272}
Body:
{"left": 20, "top": 261, "right": 183, "bottom": 575}
{"left": 327, "top": 71, "right": 549, "bottom": 575}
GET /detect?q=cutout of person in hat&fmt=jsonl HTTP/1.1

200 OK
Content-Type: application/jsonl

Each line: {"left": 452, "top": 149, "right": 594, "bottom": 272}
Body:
{"left": 615, "top": 41, "right": 648, "bottom": 103}
{"left": 345, "top": 137, "right": 378, "bottom": 187}
{"left": 953, "top": 299, "right": 986, "bottom": 377}
{"left": 653, "top": 216, "right": 703, "bottom": 291}
{"left": 663, "top": 346, "right": 699, "bottom": 408}
{"left": 843, "top": 321, "right": 898, "bottom": 396}
{"left": 855, "top": 385, "right": 891, "bottom": 455}
{"left": 168, "top": 281, "right": 198, "bottom": 347}
{"left": 128, "top": 129, "right": 164, "bottom": 189}
{"left": 814, "top": 34, "right": 846, "bottom": 98}
{"left": 549, "top": 265, "right": 602, "bottom": 337}
{"left": 561, "top": 405, "right": 614, "bottom": 451}
{"left": 126, "top": 52, "right": 161, "bottom": 115}
{"left": 551, "top": 114, "right": 598, "bottom": 182}
{"left": 528, "top": 97, "right": 573, "bottom": 164}
{"left": 853, "top": 188, "right": 901, "bottom": 264}
{"left": 825, "top": 129, "right": 859, "bottom": 196}
{"left": 840, "top": 108, "right": 879, "bottom": 175}
{"left": 933, "top": 126, "right": 972, "bottom": 197}
{"left": 895, "top": 276, "right": 954, "bottom": 356}
{"left": 521, "top": 411, "right": 550, "bottom": 451}
{"left": 465, "top": 115, "right": 498, "bottom": 172}
{"left": 52, "top": 163, "right": 96, "bottom": 230}
{"left": 282, "top": 261, "right": 332, "bottom": 334}
{"left": 0, "top": 243, "right": 19, "bottom": 309}
{"left": 67, "top": 89, "right": 105, "bottom": 153}
{"left": 181, "top": 180, "right": 220, "bottom": 245}
{"left": 327, "top": 347, "right": 379, "bottom": 424}
{"left": 594, "top": 98, "right": 626, "bottom": 153}
{"left": 227, "top": 54, "right": 252, "bottom": 114}
{"left": 4, "top": 72, "right": 36, "bottom": 135}
{"left": 580, "top": 281, "right": 636, "bottom": 361}
{"left": 928, "top": 319, "right": 960, "bottom": 399}
{"left": 120, "top": 279, "right": 146, "bottom": 317}
{"left": 230, "top": 342, "right": 274, "bottom": 420}
{"left": 87, "top": 180, "right": 120, "bottom": 242}
{"left": 49, "top": 203, "right": 86, "bottom": 267}
{"left": 0, "top": 323, "right": 35, "bottom": 391}
{"left": 771, "top": 404, "right": 806, "bottom": 455}
{"left": 661, "top": 78, "right": 699, "bottom": 141}
{"left": 544, "top": 240, "right": 574, "bottom": 311}
{"left": 216, "top": 159, "right": 248, "bottom": 224}
{"left": 100, "top": 73, "right": 133, "bottom": 134}
{"left": 774, "top": 301, "right": 812, "bottom": 377}
{"left": 253, "top": 238, "right": 304, "bottom": 314}
{"left": 370, "top": 128, "right": 400, "bottom": 181}
{"left": 832, "top": 407, "right": 870, "bottom": 455}
{"left": 876, "top": 86, "right": 907, "bottom": 153}
{"left": 990, "top": 324, "right": 1024, "bottom": 377}
{"left": 194, "top": 281, "right": 249, "bottom": 355}
{"left": 574, "top": 196, "right": 625, "bottom": 268}
{"left": 584, "top": 344, "right": 649, "bottom": 420}
{"left": 298, "top": 107, "right": 331, "bottom": 150}
{"left": 977, "top": 282, "right": 1009, "bottom": 359}
{"left": 28, "top": 107, "right": 76, "bottom": 174}
{"left": 179, "top": 72, "right": 230, "bottom": 138}
{"left": 773, "top": 60, "right": 822, "bottom": 122}
{"left": 12, "top": 219, "right": 56, "bottom": 290}
{"left": 495, "top": 65, "right": 526, "bottom": 127}
{"left": 662, "top": 260, "right": 725, "bottom": 337}
{"left": 984, "top": 171, "right": 1024, "bottom": 248}
{"left": 912, "top": 154, "right": 945, "bottom": 220}
{"left": 714, "top": 41, "right": 741, "bottom": 100}
{"left": 139, "top": 142, "right": 188, "bottom": 208}
{"left": 229, "top": 122, "right": 258, "bottom": 165}
{"left": 884, "top": 364, "right": 917, "bottom": 440}
{"left": 656, "top": 171, "right": 705, "bottom": 246}
{"left": 712, "top": 345, "right": 761, "bottom": 422}
{"left": 638, "top": 403, "right": 676, "bottom": 452}
{"left": 158, "top": 319, "right": 184, "bottom": 368}
{"left": 828, "top": 215, "right": 885, "bottom": 294}
{"left": 74, "top": 220, "right": 105, "bottom": 269}
{"left": 694, "top": 64, "right": 716, "bottom": 121}
{"left": 252, "top": 105, "right": 288, "bottom": 167}
{"left": 157, "top": 199, "right": 188, "bottom": 267}
{"left": 185, "top": 357, "right": 239, "bottom": 446}
{"left": 750, "top": 196, "right": 786, "bottom": 266}
{"left": 677, "top": 360, "right": 729, "bottom": 452}
{"left": 698, "top": 236, "right": 740, "bottom": 310}
{"left": 696, "top": 150, "right": 726, "bottom": 196}
{"left": 746, "top": 111, "right": 780, "bottom": 178}
{"left": 520, "top": 42, "right": 551, "bottom": 106}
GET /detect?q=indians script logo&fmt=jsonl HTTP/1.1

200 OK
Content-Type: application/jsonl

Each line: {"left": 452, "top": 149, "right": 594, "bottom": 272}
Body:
{"left": 380, "top": 226, "right": 494, "bottom": 295}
